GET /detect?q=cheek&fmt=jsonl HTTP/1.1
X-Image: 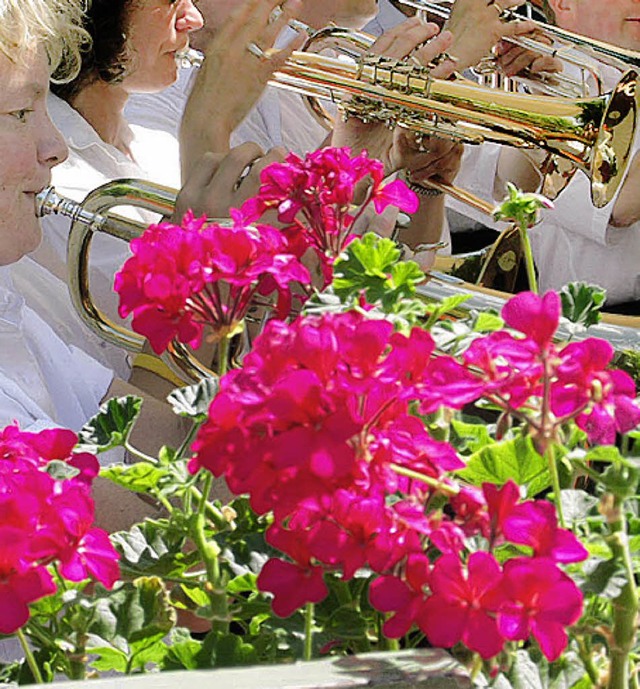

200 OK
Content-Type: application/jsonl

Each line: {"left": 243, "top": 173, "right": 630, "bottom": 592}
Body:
{"left": 0, "top": 192, "right": 42, "bottom": 265}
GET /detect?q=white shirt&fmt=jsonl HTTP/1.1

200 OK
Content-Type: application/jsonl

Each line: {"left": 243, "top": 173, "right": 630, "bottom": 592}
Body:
{"left": 0, "top": 267, "right": 112, "bottom": 433}
{"left": 529, "top": 64, "right": 640, "bottom": 305}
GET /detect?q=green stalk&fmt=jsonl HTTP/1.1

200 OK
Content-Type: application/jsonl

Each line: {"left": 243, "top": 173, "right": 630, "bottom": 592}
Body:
{"left": 546, "top": 445, "right": 565, "bottom": 528}
{"left": 607, "top": 496, "right": 638, "bottom": 689}
{"left": 304, "top": 603, "right": 315, "bottom": 661}
{"left": 192, "top": 472, "right": 228, "bottom": 633}
{"left": 17, "top": 628, "right": 43, "bottom": 685}
{"left": 217, "top": 335, "right": 230, "bottom": 377}
{"left": 389, "top": 463, "right": 459, "bottom": 496}
{"left": 518, "top": 221, "right": 538, "bottom": 294}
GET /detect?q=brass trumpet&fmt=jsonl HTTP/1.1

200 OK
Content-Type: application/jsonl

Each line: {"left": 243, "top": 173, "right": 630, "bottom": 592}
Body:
{"left": 270, "top": 37, "right": 640, "bottom": 208}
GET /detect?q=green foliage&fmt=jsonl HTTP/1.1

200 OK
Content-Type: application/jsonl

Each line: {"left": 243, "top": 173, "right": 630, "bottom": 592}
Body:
{"left": 331, "top": 233, "right": 428, "bottom": 324}
{"left": 77, "top": 395, "right": 142, "bottom": 452}
{"left": 493, "top": 182, "right": 552, "bottom": 229}
{"left": 560, "top": 282, "right": 606, "bottom": 328}
{"left": 457, "top": 434, "right": 551, "bottom": 497}
{"left": 88, "top": 577, "right": 175, "bottom": 674}
{"left": 168, "top": 377, "right": 219, "bottom": 422}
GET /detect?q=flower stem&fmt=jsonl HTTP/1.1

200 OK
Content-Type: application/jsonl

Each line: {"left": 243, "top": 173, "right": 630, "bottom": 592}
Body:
{"left": 17, "top": 628, "right": 43, "bottom": 685}
{"left": 217, "top": 335, "right": 230, "bottom": 377}
{"left": 389, "top": 463, "right": 459, "bottom": 496}
{"left": 192, "top": 471, "right": 228, "bottom": 633}
{"left": 607, "top": 496, "right": 638, "bottom": 689}
{"left": 304, "top": 603, "right": 315, "bottom": 661}
{"left": 518, "top": 221, "right": 538, "bottom": 294}
{"left": 546, "top": 445, "right": 565, "bottom": 528}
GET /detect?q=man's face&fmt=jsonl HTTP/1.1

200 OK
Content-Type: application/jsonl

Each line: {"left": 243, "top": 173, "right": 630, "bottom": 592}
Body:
{"left": 553, "top": 0, "right": 640, "bottom": 51}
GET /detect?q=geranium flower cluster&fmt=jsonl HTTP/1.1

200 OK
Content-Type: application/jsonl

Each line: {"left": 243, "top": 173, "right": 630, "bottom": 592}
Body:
{"left": 190, "top": 291, "right": 640, "bottom": 662}
{"left": 115, "top": 210, "right": 312, "bottom": 354}
{"left": 0, "top": 425, "right": 120, "bottom": 635}
{"left": 371, "top": 480, "right": 587, "bottom": 662}
{"left": 240, "top": 147, "right": 419, "bottom": 281}
{"left": 427, "top": 290, "right": 640, "bottom": 445}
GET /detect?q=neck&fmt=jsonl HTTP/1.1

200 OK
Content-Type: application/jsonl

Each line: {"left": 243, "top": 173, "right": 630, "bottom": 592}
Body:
{"left": 69, "top": 80, "right": 132, "bottom": 157}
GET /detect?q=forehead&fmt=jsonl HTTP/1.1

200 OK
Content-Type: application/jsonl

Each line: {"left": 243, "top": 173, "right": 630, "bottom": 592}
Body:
{"left": 0, "top": 49, "right": 48, "bottom": 104}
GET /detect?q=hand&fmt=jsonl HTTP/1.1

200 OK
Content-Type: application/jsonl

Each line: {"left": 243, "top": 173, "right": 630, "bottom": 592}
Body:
{"left": 173, "top": 143, "right": 285, "bottom": 221}
{"left": 180, "top": 0, "right": 303, "bottom": 177}
{"left": 332, "top": 17, "right": 454, "bottom": 175}
{"left": 444, "top": 0, "right": 531, "bottom": 71}
{"left": 389, "top": 128, "right": 464, "bottom": 185}
{"left": 495, "top": 28, "right": 562, "bottom": 78}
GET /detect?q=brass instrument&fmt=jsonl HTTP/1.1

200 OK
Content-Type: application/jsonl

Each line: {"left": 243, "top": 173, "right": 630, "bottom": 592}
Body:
{"left": 269, "top": 36, "right": 640, "bottom": 208}
{"left": 36, "top": 181, "right": 214, "bottom": 384}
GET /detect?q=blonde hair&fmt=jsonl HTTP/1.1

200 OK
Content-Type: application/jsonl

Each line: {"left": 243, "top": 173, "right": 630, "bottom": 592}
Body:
{"left": 0, "top": 0, "right": 90, "bottom": 82}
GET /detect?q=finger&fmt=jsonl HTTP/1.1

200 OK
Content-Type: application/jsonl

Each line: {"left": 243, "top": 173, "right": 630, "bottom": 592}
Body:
{"left": 502, "top": 51, "right": 538, "bottom": 77}
{"left": 529, "top": 55, "right": 562, "bottom": 75}
{"left": 213, "top": 142, "right": 266, "bottom": 191}
{"left": 236, "top": 147, "right": 287, "bottom": 201}
{"left": 175, "top": 152, "right": 225, "bottom": 219}
{"left": 371, "top": 17, "right": 441, "bottom": 59}
{"left": 413, "top": 30, "right": 454, "bottom": 66}
{"left": 253, "top": 0, "right": 304, "bottom": 52}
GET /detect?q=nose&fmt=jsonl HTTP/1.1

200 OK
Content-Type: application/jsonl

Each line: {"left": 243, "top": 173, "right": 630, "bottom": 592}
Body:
{"left": 38, "top": 112, "right": 68, "bottom": 169}
{"left": 176, "top": 0, "right": 204, "bottom": 33}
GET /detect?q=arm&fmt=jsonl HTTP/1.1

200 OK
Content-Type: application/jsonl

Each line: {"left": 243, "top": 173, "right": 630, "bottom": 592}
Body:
{"left": 180, "top": 0, "right": 302, "bottom": 180}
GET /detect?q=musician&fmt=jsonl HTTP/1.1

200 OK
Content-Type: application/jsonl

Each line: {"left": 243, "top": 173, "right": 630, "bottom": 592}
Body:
{"left": 13, "top": 0, "right": 290, "bottom": 375}
{"left": 522, "top": 0, "right": 640, "bottom": 308}
{"left": 0, "top": 0, "right": 256, "bottom": 547}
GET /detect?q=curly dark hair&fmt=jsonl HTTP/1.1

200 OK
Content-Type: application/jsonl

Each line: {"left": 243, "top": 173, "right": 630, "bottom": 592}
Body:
{"left": 51, "top": 0, "right": 137, "bottom": 102}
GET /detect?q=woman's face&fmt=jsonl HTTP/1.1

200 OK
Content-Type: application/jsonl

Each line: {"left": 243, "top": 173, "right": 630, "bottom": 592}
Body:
{"left": 0, "top": 49, "right": 67, "bottom": 265}
{"left": 123, "top": 0, "right": 204, "bottom": 93}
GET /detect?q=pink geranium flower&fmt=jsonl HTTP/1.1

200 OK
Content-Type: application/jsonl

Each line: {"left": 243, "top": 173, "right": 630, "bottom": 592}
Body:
{"left": 115, "top": 211, "right": 311, "bottom": 354}
{"left": 496, "top": 557, "right": 583, "bottom": 661}
{"left": 418, "top": 553, "right": 505, "bottom": 659}
{"left": 0, "top": 425, "right": 120, "bottom": 634}
{"left": 240, "top": 147, "right": 418, "bottom": 280}
{"left": 257, "top": 559, "right": 328, "bottom": 618}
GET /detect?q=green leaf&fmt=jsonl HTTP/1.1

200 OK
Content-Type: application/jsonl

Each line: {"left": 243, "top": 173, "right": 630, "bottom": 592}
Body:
{"left": 457, "top": 434, "right": 550, "bottom": 496}
{"left": 509, "top": 650, "right": 544, "bottom": 689}
{"left": 88, "top": 577, "right": 175, "bottom": 674}
{"left": 77, "top": 396, "right": 142, "bottom": 452}
{"left": 111, "top": 521, "right": 192, "bottom": 578}
{"left": 161, "top": 628, "right": 202, "bottom": 670}
{"left": 168, "top": 377, "right": 219, "bottom": 421}
{"left": 423, "top": 294, "right": 472, "bottom": 329}
{"left": 101, "top": 462, "right": 169, "bottom": 494}
{"left": 44, "top": 459, "right": 81, "bottom": 481}
{"left": 87, "top": 647, "right": 129, "bottom": 673}
{"left": 449, "top": 418, "right": 494, "bottom": 455}
{"left": 473, "top": 310, "right": 504, "bottom": 333}
{"left": 560, "top": 490, "right": 599, "bottom": 524}
{"left": 332, "top": 233, "right": 427, "bottom": 319}
{"left": 560, "top": 282, "right": 606, "bottom": 328}
{"left": 196, "top": 631, "right": 258, "bottom": 668}
{"left": 579, "top": 557, "right": 627, "bottom": 599}
{"left": 323, "top": 605, "right": 368, "bottom": 640}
